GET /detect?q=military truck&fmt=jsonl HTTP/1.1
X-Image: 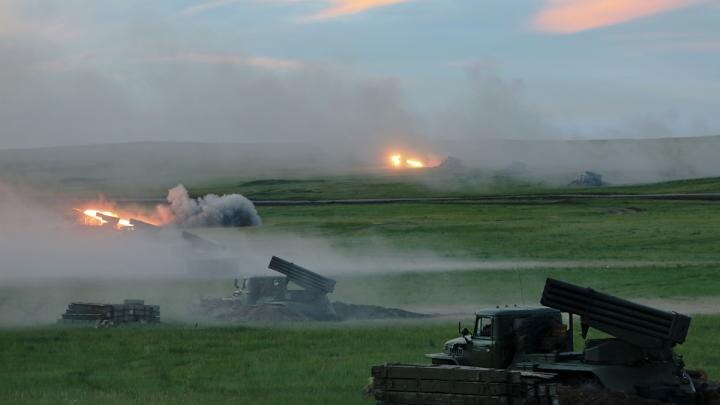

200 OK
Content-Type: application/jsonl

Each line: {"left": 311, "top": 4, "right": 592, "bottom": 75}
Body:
{"left": 372, "top": 278, "right": 717, "bottom": 404}
{"left": 199, "top": 256, "right": 430, "bottom": 322}
{"left": 199, "top": 255, "right": 337, "bottom": 321}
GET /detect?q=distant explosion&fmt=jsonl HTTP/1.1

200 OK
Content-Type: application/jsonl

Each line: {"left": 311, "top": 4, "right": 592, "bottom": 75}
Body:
{"left": 162, "top": 184, "right": 261, "bottom": 228}
{"left": 387, "top": 152, "right": 439, "bottom": 169}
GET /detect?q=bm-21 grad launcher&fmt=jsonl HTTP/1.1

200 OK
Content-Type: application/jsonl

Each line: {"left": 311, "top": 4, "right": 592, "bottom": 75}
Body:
{"left": 200, "top": 256, "right": 338, "bottom": 321}
{"left": 373, "top": 278, "right": 709, "bottom": 404}
{"left": 199, "top": 256, "right": 432, "bottom": 322}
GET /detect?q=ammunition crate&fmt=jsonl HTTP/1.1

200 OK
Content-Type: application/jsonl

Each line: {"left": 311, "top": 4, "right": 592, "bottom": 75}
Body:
{"left": 372, "top": 364, "right": 558, "bottom": 405}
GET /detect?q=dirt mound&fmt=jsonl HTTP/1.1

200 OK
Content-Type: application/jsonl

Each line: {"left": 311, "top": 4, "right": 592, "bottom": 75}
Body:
{"left": 196, "top": 300, "right": 431, "bottom": 323}
{"left": 213, "top": 304, "right": 310, "bottom": 322}
{"left": 332, "top": 301, "right": 430, "bottom": 321}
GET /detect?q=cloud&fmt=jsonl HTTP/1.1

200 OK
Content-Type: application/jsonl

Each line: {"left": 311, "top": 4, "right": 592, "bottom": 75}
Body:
{"left": 182, "top": 0, "right": 245, "bottom": 16}
{"left": 533, "top": 0, "right": 704, "bottom": 34}
{"left": 146, "top": 52, "right": 304, "bottom": 69}
{"left": 183, "top": 0, "right": 411, "bottom": 19}
{"left": 0, "top": 0, "right": 79, "bottom": 41}
{"left": 659, "top": 40, "right": 720, "bottom": 53}
{"left": 0, "top": 34, "right": 417, "bottom": 149}
{"left": 307, "top": 0, "right": 411, "bottom": 19}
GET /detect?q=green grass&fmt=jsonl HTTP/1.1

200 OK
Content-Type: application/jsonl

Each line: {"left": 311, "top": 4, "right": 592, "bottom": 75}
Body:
{"left": 5, "top": 169, "right": 720, "bottom": 403}
{"left": 0, "top": 324, "right": 449, "bottom": 404}
{"left": 335, "top": 265, "right": 720, "bottom": 308}
{"left": 574, "top": 177, "right": 720, "bottom": 195}
{"left": 190, "top": 172, "right": 545, "bottom": 200}
{"left": 678, "top": 315, "right": 720, "bottom": 376}
{"left": 253, "top": 200, "right": 720, "bottom": 261}
{"left": 1, "top": 318, "right": 718, "bottom": 405}
{"left": 191, "top": 174, "right": 720, "bottom": 201}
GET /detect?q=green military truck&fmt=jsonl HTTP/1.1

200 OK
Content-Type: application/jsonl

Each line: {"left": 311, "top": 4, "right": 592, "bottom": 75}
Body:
{"left": 199, "top": 255, "right": 338, "bottom": 321}
{"left": 372, "top": 278, "right": 718, "bottom": 404}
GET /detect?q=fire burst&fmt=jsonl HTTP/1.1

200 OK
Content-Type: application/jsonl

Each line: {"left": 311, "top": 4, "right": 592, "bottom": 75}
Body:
{"left": 389, "top": 153, "right": 427, "bottom": 169}
{"left": 75, "top": 205, "right": 162, "bottom": 231}
{"left": 78, "top": 209, "right": 134, "bottom": 229}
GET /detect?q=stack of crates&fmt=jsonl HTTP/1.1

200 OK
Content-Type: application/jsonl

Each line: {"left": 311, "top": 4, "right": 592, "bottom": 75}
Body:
{"left": 371, "top": 363, "right": 559, "bottom": 405}
{"left": 59, "top": 299, "right": 160, "bottom": 325}
{"left": 60, "top": 302, "right": 114, "bottom": 324}
{"left": 111, "top": 299, "right": 160, "bottom": 324}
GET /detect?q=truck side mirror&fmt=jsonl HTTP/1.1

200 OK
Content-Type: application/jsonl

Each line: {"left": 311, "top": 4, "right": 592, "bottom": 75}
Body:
{"left": 461, "top": 327, "right": 472, "bottom": 344}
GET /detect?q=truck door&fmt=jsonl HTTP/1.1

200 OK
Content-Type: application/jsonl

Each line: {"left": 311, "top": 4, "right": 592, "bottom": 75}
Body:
{"left": 470, "top": 316, "right": 496, "bottom": 367}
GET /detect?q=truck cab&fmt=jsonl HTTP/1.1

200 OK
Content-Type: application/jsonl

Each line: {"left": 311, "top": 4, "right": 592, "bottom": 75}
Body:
{"left": 233, "top": 276, "right": 288, "bottom": 305}
{"left": 427, "top": 306, "right": 567, "bottom": 369}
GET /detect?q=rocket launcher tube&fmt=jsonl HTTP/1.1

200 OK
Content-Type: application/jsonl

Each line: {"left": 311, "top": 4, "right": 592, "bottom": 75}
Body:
{"left": 540, "top": 278, "right": 691, "bottom": 348}
{"left": 268, "top": 256, "right": 335, "bottom": 294}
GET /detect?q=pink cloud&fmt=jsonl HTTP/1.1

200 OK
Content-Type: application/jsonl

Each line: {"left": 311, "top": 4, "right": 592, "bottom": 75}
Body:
{"left": 183, "top": 0, "right": 411, "bottom": 19}
{"left": 533, "top": 0, "right": 704, "bottom": 34}
{"left": 182, "top": 0, "right": 244, "bottom": 16}
{"left": 308, "top": 0, "right": 410, "bottom": 19}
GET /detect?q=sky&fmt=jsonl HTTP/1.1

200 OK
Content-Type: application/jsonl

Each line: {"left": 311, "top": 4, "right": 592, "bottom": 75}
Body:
{"left": 0, "top": 0, "right": 718, "bottom": 148}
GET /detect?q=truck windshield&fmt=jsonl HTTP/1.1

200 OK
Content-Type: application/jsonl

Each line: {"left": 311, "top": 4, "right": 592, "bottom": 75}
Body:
{"left": 475, "top": 316, "right": 493, "bottom": 338}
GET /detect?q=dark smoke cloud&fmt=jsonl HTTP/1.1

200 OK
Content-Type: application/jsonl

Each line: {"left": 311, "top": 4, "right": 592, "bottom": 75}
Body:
{"left": 164, "top": 184, "right": 261, "bottom": 228}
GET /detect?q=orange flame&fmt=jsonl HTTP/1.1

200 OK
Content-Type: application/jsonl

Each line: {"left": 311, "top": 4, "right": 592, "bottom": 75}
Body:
{"left": 75, "top": 203, "right": 162, "bottom": 230}
{"left": 388, "top": 153, "right": 432, "bottom": 169}
{"left": 78, "top": 209, "right": 134, "bottom": 230}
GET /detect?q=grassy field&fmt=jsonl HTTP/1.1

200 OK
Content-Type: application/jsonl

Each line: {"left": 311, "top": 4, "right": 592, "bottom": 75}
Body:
{"left": 191, "top": 174, "right": 720, "bottom": 201}
{"left": 2, "top": 318, "right": 719, "bottom": 405}
{"left": 250, "top": 199, "right": 720, "bottom": 262}
{"left": 573, "top": 176, "right": 720, "bottom": 195}
{"left": 189, "top": 172, "right": 548, "bottom": 200}
{"left": 4, "top": 170, "right": 720, "bottom": 403}
{"left": 335, "top": 265, "right": 720, "bottom": 308}
{"left": 0, "top": 324, "right": 450, "bottom": 404}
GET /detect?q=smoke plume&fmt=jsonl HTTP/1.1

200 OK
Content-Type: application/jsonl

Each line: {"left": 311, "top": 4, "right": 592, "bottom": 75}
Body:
{"left": 164, "top": 184, "right": 261, "bottom": 228}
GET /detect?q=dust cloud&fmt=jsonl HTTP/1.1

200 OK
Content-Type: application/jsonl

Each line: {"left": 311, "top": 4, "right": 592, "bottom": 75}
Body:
{"left": 0, "top": 182, "right": 481, "bottom": 327}
{"left": 161, "top": 184, "right": 261, "bottom": 228}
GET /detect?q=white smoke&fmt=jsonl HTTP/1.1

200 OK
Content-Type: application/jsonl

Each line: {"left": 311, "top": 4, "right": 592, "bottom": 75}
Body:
{"left": 164, "top": 184, "right": 261, "bottom": 228}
